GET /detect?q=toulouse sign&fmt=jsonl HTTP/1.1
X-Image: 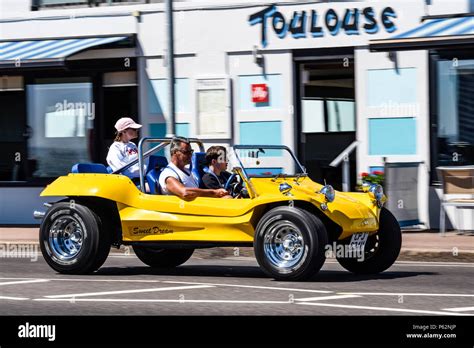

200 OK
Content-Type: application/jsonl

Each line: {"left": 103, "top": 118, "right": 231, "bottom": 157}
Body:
{"left": 249, "top": 5, "right": 397, "bottom": 47}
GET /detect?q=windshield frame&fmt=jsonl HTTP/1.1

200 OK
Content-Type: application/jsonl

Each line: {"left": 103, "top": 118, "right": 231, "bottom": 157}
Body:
{"left": 232, "top": 145, "right": 307, "bottom": 179}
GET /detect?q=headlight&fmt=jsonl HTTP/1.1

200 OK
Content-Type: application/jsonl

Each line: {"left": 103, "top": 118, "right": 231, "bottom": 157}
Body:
{"left": 279, "top": 183, "right": 293, "bottom": 196}
{"left": 319, "top": 185, "right": 335, "bottom": 203}
{"left": 369, "top": 184, "right": 384, "bottom": 205}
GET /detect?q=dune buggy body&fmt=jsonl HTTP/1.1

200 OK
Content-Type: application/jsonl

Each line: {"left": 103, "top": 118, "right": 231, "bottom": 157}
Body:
{"left": 37, "top": 137, "right": 401, "bottom": 280}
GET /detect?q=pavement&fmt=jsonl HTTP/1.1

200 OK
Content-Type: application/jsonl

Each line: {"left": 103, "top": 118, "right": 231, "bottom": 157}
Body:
{"left": 1, "top": 227, "right": 473, "bottom": 262}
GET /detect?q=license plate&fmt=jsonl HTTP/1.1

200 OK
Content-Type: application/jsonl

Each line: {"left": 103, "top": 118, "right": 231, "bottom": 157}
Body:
{"left": 349, "top": 233, "right": 369, "bottom": 251}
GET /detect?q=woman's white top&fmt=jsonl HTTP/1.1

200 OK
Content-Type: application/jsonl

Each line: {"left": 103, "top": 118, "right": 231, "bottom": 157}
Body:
{"left": 106, "top": 141, "right": 145, "bottom": 178}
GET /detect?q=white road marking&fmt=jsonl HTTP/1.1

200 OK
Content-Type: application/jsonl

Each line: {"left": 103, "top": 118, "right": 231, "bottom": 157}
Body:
{"left": 443, "top": 306, "right": 474, "bottom": 312}
{"left": 297, "top": 302, "right": 473, "bottom": 316}
{"left": 340, "top": 292, "right": 474, "bottom": 297}
{"left": 0, "top": 296, "right": 30, "bottom": 300}
{"left": 34, "top": 298, "right": 291, "bottom": 304}
{"left": 295, "top": 294, "right": 361, "bottom": 302}
{"left": 44, "top": 285, "right": 214, "bottom": 298}
{"left": 0, "top": 277, "right": 162, "bottom": 283}
{"left": 324, "top": 260, "right": 474, "bottom": 267}
{"left": 162, "top": 280, "right": 332, "bottom": 293}
{"left": 0, "top": 279, "right": 49, "bottom": 286}
{"left": 395, "top": 260, "right": 474, "bottom": 265}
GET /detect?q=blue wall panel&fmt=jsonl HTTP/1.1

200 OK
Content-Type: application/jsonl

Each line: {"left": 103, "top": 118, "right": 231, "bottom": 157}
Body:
{"left": 369, "top": 118, "right": 416, "bottom": 155}
{"left": 176, "top": 123, "right": 190, "bottom": 138}
{"left": 367, "top": 68, "right": 417, "bottom": 106}
{"left": 240, "top": 121, "right": 282, "bottom": 156}
{"left": 149, "top": 123, "right": 167, "bottom": 137}
{"left": 148, "top": 78, "right": 190, "bottom": 115}
{"left": 240, "top": 121, "right": 282, "bottom": 145}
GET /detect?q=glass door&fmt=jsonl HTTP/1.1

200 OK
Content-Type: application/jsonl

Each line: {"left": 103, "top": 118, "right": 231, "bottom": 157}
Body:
{"left": 27, "top": 77, "right": 94, "bottom": 178}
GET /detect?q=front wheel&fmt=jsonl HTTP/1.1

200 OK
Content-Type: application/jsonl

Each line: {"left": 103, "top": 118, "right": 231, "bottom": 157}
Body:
{"left": 39, "top": 202, "right": 110, "bottom": 274}
{"left": 336, "top": 208, "right": 401, "bottom": 274}
{"left": 254, "top": 206, "right": 328, "bottom": 281}
{"left": 133, "top": 246, "right": 194, "bottom": 268}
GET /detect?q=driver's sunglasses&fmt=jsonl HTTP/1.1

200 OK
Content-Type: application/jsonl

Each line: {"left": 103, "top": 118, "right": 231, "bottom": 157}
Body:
{"left": 179, "top": 149, "right": 194, "bottom": 155}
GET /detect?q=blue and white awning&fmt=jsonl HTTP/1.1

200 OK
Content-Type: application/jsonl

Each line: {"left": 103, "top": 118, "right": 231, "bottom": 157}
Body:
{"left": 370, "top": 15, "right": 474, "bottom": 51}
{"left": 0, "top": 36, "right": 129, "bottom": 66}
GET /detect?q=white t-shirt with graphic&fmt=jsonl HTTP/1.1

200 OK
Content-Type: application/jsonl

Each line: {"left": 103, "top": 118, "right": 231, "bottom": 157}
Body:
{"left": 106, "top": 141, "right": 145, "bottom": 178}
{"left": 159, "top": 162, "right": 198, "bottom": 195}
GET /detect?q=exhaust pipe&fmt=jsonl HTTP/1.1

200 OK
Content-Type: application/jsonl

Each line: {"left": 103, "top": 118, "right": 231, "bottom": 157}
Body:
{"left": 33, "top": 211, "right": 45, "bottom": 220}
{"left": 33, "top": 203, "right": 52, "bottom": 220}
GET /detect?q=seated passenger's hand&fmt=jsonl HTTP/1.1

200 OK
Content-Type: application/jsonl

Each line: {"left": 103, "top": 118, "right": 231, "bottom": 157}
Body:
{"left": 214, "top": 188, "right": 229, "bottom": 198}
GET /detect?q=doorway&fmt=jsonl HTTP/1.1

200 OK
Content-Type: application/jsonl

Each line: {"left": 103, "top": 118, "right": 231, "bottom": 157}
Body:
{"left": 101, "top": 71, "right": 138, "bottom": 162}
{"left": 0, "top": 90, "right": 28, "bottom": 182}
{"left": 296, "top": 54, "right": 357, "bottom": 191}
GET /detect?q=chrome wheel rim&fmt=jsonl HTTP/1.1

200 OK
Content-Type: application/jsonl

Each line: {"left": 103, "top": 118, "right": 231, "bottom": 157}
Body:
{"left": 363, "top": 234, "right": 380, "bottom": 261}
{"left": 48, "top": 216, "right": 84, "bottom": 260}
{"left": 263, "top": 220, "right": 305, "bottom": 272}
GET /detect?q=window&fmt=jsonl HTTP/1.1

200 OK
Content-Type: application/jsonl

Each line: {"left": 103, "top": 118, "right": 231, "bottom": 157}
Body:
{"left": 302, "top": 98, "right": 355, "bottom": 133}
{"left": 27, "top": 78, "right": 94, "bottom": 178}
{"left": 432, "top": 53, "right": 474, "bottom": 178}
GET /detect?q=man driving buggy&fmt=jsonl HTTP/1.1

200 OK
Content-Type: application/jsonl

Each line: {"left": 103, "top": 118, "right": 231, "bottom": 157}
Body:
{"left": 159, "top": 137, "right": 230, "bottom": 200}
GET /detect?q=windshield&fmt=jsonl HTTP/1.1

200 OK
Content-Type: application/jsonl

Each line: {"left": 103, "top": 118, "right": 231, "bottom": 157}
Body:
{"left": 230, "top": 145, "right": 306, "bottom": 178}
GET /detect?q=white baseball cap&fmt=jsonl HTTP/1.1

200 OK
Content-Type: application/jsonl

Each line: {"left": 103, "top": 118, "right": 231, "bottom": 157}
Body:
{"left": 114, "top": 117, "right": 142, "bottom": 132}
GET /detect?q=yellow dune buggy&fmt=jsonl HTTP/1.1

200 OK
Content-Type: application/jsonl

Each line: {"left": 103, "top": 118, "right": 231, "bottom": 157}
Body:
{"left": 36, "top": 137, "right": 401, "bottom": 281}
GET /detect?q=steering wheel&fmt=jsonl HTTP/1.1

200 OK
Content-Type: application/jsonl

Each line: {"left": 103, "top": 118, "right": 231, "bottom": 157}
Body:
{"left": 224, "top": 173, "right": 243, "bottom": 198}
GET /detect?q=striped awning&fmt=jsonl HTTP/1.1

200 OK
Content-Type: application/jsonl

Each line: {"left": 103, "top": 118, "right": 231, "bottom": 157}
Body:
{"left": 0, "top": 36, "right": 129, "bottom": 67}
{"left": 370, "top": 15, "right": 474, "bottom": 51}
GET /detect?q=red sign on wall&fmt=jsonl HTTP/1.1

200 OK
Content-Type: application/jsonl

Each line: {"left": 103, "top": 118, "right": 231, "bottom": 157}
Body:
{"left": 251, "top": 84, "right": 269, "bottom": 103}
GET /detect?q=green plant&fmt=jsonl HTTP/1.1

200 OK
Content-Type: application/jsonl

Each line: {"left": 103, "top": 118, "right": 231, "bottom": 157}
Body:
{"left": 356, "top": 171, "right": 384, "bottom": 191}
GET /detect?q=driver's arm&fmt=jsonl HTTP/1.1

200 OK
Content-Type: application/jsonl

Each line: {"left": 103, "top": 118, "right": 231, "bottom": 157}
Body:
{"left": 165, "top": 177, "right": 229, "bottom": 200}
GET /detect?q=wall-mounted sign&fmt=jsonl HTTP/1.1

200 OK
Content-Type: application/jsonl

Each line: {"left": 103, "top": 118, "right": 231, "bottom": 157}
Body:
{"left": 196, "top": 77, "right": 231, "bottom": 139}
{"left": 249, "top": 5, "right": 397, "bottom": 47}
{"left": 251, "top": 84, "right": 269, "bottom": 103}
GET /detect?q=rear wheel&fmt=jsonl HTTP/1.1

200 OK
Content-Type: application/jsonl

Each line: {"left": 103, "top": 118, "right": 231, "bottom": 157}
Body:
{"left": 39, "top": 202, "right": 110, "bottom": 274}
{"left": 336, "top": 208, "right": 401, "bottom": 274}
{"left": 254, "top": 206, "right": 327, "bottom": 281}
{"left": 133, "top": 246, "right": 194, "bottom": 268}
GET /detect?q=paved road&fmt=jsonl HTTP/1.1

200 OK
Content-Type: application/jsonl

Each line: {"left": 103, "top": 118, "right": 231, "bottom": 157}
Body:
{"left": 1, "top": 251, "right": 474, "bottom": 316}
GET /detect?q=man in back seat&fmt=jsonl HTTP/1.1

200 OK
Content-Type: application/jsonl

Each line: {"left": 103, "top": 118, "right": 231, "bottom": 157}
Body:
{"left": 158, "top": 137, "right": 229, "bottom": 200}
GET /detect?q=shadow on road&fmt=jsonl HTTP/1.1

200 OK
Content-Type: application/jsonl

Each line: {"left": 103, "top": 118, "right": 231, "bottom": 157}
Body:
{"left": 312, "top": 270, "right": 435, "bottom": 282}
{"left": 94, "top": 265, "right": 435, "bottom": 283}
{"left": 95, "top": 265, "right": 267, "bottom": 278}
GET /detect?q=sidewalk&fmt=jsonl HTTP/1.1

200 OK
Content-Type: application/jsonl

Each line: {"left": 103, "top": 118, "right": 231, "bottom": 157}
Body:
{"left": 1, "top": 227, "right": 473, "bottom": 262}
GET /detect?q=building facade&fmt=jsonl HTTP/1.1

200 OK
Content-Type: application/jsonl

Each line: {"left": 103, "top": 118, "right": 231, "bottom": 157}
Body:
{"left": 0, "top": 0, "right": 473, "bottom": 228}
